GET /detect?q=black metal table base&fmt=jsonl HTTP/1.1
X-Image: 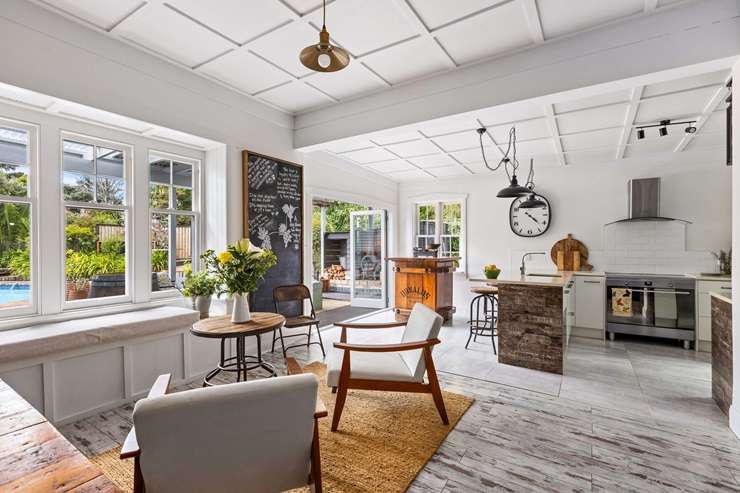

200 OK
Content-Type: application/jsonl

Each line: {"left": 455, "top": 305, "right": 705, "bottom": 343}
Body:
{"left": 202, "top": 334, "right": 277, "bottom": 387}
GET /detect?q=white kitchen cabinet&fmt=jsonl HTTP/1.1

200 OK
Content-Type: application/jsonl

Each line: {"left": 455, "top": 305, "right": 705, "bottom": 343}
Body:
{"left": 574, "top": 275, "right": 606, "bottom": 335}
{"left": 695, "top": 278, "right": 732, "bottom": 351}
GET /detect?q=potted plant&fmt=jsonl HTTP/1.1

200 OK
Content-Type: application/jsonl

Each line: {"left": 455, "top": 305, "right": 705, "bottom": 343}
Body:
{"left": 65, "top": 250, "right": 95, "bottom": 300}
{"left": 202, "top": 239, "right": 277, "bottom": 323}
{"left": 182, "top": 264, "right": 218, "bottom": 319}
{"left": 484, "top": 264, "right": 501, "bottom": 279}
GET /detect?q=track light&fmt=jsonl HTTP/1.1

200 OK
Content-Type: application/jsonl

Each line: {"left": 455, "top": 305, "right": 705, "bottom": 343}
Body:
{"left": 659, "top": 126, "right": 668, "bottom": 137}
{"left": 685, "top": 124, "right": 697, "bottom": 134}
{"left": 636, "top": 128, "right": 645, "bottom": 140}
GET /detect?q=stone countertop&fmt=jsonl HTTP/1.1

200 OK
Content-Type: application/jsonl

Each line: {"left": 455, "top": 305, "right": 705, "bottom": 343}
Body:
{"left": 710, "top": 291, "right": 733, "bottom": 304}
{"left": 686, "top": 273, "right": 732, "bottom": 281}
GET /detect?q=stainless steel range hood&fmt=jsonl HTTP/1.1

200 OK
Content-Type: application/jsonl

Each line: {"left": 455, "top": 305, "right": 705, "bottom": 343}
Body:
{"left": 605, "top": 177, "right": 691, "bottom": 225}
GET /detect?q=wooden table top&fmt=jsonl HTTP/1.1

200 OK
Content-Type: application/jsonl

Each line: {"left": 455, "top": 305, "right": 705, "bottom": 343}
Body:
{"left": 191, "top": 312, "right": 286, "bottom": 338}
{"left": 0, "top": 379, "right": 122, "bottom": 492}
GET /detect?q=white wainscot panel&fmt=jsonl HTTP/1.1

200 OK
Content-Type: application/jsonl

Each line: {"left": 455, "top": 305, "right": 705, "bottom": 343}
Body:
{"left": 0, "top": 364, "right": 44, "bottom": 413}
{"left": 53, "top": 347, "right": 125, "bottom": 422}
{"left": 130, "top": 334, "right": 184, "bottom": 395}
{"left": 188, "top": 333, "right": 222, "bottom": 378}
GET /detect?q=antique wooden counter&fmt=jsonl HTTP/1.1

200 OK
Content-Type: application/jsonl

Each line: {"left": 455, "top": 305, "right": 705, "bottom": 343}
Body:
{"left": 711, "top": 291, "right": 732, "bottom": 417}
{"left": 389, "top": 257, "right": 458, "bottom": 322}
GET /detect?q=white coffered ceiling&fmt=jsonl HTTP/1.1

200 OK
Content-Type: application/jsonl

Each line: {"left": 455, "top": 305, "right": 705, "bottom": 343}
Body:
{"left": 313, "top": 69, "right": 730, "bottom": 181}
{"left": 33, "top": 0, "right": 700, "bottom": 115}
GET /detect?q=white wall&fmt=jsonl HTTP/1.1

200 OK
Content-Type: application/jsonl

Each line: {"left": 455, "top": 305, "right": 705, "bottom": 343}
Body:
{"left": 399, "top": 151, "right": 731, "bottom": 309}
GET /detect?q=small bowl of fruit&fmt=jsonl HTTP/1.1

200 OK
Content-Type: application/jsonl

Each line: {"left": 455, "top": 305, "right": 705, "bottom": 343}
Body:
{"left": 484, "top": 264, "right": 501, "bottom": 279}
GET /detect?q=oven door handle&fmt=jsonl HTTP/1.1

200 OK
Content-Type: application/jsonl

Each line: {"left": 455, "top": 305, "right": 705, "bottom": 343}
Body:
{"left": 641, "top": 289, "right": 693, "bottom": 295}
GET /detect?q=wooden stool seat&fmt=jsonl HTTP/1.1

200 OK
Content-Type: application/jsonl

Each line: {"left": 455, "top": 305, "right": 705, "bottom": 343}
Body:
{"left": 471, "top": 286, "right": 498, "bottom": 295}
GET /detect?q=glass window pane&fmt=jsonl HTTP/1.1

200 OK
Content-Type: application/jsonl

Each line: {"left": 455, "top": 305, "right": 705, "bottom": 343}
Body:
{"left": 0, "top": 163, "right": 29, "bottom": 198}
{"left": 96, "top": 176, "right": 124, "bottom": 205}
{"left": 63, "top": 140, "right": 95, "bottom": 175}
{"left": 175, "top": 215, "right": 192, "bottom": 286}
{"left": 149, "top": 157, "right": 170, "bottom": 185}
{"left": 175, "top": 186, "right": 192, "bottom": 211}
{"left": 150, "top": 184, "right": 170, "bottom": 209}
{"left": 172, "top": 161, "right": 192, "bottom": 188}
{"left": 0, "top": 202, "right": 31, "bottom": 310}
{"left": 65, "top": 208, "right": 126, "bottom": 301}
{"left": 96, "top": 147, "right": 123, "bottom": 178}
{"left": 63, "top": 172, "right": 94, "bottom": 202}
{"left": 0, "top": 127, "right": 28, "bottom": 166}
{"left": 151, "top": 213, "right": 170, "bottom": 290}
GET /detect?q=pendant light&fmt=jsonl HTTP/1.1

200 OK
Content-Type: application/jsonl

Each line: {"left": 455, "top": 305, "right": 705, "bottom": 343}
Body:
{"left": 477, "top": 127, "right": 530, "bottom": 198}
{"left": 518, "top": 158, "right": 547, "bottom": 208}
{"left": 299, "top": 0, "right": 349, "bottom": 72}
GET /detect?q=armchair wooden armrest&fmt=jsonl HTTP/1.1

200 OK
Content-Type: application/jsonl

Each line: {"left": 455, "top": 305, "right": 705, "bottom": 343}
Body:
{"left": 286, "top": 357, "right": 328, "bottom": 419}
{"left": 333, "top": 338, "right": 441, "bottom": 353}
{"left": 120, "top": 373, "right": 171, "bottom": 459}
{"left": 335, "top": 321, "right": 407, "bottom": 329}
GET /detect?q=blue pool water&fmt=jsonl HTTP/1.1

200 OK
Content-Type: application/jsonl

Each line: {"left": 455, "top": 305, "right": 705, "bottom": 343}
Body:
{"left": 0, "top": 284, "right": 31, "bottom": 305}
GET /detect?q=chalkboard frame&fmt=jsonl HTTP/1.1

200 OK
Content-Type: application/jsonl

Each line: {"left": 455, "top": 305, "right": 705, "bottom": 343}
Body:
{"left": 242, "top": 150, "right": 304, "bottom": 290}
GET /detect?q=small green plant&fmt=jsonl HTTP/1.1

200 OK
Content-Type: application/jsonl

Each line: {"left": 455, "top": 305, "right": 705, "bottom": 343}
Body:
{"left": 7, "top": 249, "right": 30, "bottom": 280}
{"left": 100, "top": 237, "right": 125, "bottom": 254}
{"left": 66, "top": 251, "right": 125, "bottom": 287}
{"left": 65, "top": 224, "right": 96, "bottom": 252}
{"left": 182, "top": 264, "right": 218, "bottom": 297}
{"left": 151, "top": 249, "right": 168, "bottom": 272}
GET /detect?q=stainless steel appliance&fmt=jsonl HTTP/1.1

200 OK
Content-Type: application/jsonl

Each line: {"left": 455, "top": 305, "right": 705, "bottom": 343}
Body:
{"left": 605, "top": 273, "right": 696, "bottom": 349}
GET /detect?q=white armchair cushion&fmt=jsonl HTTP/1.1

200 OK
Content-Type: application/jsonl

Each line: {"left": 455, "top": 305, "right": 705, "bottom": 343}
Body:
{"left": 133, "top": 373, "right": 318, "bottom": 493}
{"left": 326, "top": 351, "right": 420, "bottom": 388}
{"left": 400, "top": 304, "right": 444, "bottom": 381}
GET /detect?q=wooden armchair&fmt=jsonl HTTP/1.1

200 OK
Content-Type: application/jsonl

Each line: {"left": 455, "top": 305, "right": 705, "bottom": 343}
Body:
{"left": 326, "top": 303, "right": 448, "bottom": 431}
{"left": 120, "top": 357, "right": 326, "bottom": 493}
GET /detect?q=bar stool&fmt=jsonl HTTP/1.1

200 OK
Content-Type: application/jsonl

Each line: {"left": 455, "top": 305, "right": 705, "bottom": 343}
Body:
{"left": 466, "top": 286, "right": 498, "bottom": 353}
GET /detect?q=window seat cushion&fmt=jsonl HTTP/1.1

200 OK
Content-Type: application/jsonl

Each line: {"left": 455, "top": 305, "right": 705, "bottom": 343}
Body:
{"left": 0, "top": 306, "right": 200, "bottom": 365}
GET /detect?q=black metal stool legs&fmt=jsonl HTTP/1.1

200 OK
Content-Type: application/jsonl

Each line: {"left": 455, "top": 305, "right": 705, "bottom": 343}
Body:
{"left": 466, "top": 293, "right": 498, "bottom": 353}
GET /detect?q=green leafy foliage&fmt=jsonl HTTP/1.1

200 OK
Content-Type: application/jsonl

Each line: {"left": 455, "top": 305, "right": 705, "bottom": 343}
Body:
{"left": 182, "top": 264, "right": 218, "bottom": 297}
{"left": 151, "top": 249, "right": 168, "bottom": 272}
{"left": 6, "top": 249, "right": 30, "bottom": 279}
{"left": 100, "top": 237, "right": 125, "bottom": 254}
{"left": 201, "top": 240, "right": 277, "bottom": 296}
{"left": 65, "top": 250, "right": 125, "bottom": 284}
{"left": 311, "top": 201, "right": 367, "bottom": 276}
{"left": 65, "top": 224, "right": 97, "bottom": 252}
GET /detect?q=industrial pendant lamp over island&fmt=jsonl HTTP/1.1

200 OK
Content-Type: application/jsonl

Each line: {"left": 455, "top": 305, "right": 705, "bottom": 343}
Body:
{"left": 476, "top": 126, "right": 535, "bottom": 198}
{"left": 299, "top": 0, "right": 349, "bottom": 72}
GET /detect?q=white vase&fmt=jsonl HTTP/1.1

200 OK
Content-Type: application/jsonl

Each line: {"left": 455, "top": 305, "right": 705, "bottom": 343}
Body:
{"left": 231, "top": 293, "right": 251, "bottom": 323}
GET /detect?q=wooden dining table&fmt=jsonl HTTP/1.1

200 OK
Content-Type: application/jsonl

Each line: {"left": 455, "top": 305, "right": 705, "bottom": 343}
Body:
{"left": 0, "top": 379, "right": 122, "bottom": 492}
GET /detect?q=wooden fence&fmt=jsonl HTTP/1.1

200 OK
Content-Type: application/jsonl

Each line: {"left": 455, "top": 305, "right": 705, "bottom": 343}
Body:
{"left": 97, "top": 225, "right": 191, "bottom": 260}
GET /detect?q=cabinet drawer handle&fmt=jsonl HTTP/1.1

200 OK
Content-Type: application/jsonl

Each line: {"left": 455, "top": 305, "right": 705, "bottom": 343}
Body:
{"left": 721, "top": 287, "right": 732, "bottom": 290}
{"left": 583, "top": 280, "right": 602, "bottom": 284}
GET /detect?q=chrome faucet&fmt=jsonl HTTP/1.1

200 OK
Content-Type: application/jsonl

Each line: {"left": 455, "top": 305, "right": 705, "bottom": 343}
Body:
{"left": 520, "top": 252, "right": 546, "bottom": 276}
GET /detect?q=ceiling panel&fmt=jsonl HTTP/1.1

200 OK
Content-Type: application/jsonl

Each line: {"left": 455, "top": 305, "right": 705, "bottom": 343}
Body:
{"left": 115, "top": 4, "right": 233, "bottom": 67}
{"left": 384, "top": 139, "right": 441, "bottom": 158}
{"left": 436, "top": 2, "right": 532, "bottom": 65}
{"left": 417, "top": 114, "right": 477, "bottom": 137}
{"left": 323, "top": 137, "right": 374, "bottom": 153}
{"left": 537, "top": 0, "right": 644, "bottom": 39}
{"left": 249, "top": 21, "right": 317, "bottom": 78}
{"left": 387, "top": 169, "right": 433, "bottom": 181}
{"left": 408, "top": 0, "right": 504, "bottom": 30}
{"left": 554, "top": 90, "right": 631, "bottom": 114}
{"left": 303, "top": 62, "right": 386, "bottom": 100}
{"left": 642, "top": 70, "right": 729, "bottom": 98}
{"left": 513, "top": 138, "right": 557, "bottom": 156}
{"left": 488, "top": 118, "right": 551, "bottom": 142}
{"left": 370, "top": 131, "right": 424, "bottom": 145}
{"left": 257, "top": 81, "right": 334, "bottom": 112}
{"left": 364, "top": 160, "right": 417, "bottom": 173}
{"left": 564, "top": 148, "right": 616, "bottom": 166}
{"left": 477, "top": 103, "right": 545, "bottom": 127}
{"left": 339, "top": 147, "right": 396, "bottom": 164}
{"left": 699, "top": 111, "right": 727, "bottom": 134}
{"left": 624, "top": 135, "right": 683, "bottom": 156}
{"left": 42, "top": 0, "right": 143, "bottom": 30}
{"left": 427, "top": 166, "right": 471, "bottom": 177}
{"left": 636, "top": 86, "right": 717, "bottom": 123}
{"left": 199, "top": 49, "right": 291, "bottom": 94}
{"left": 449, "top": 146, "right": 493, "bottom": 164}
{"left": 685, "top": 132, "right": 725, "bottom": 150}
{"left": 408, "top": 154, "right": 459, "bottom": 169}
{"left": 167, "top": 0, "right": 291, "bottom": 44}
{"left": 361, "top": 37, "right": 450, "bottom": 85}
{"left": 431, "top": 131, "right": 480, "bottom": 152}
{"left": 307, "top": 0, "right": 416, "bottom": 55}
{"left": 561, "top": 127, "right": 622, "bottom": 152}
{"left": 282, "top": 0, "right": 323, "bottom": 15}
{"left": 557, "top": 103, "right": 628, "bottom": 134}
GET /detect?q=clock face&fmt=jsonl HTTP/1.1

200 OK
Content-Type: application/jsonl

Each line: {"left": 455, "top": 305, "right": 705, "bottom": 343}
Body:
{"left": 509, "top": 194, "right": 551, "bottom": 237}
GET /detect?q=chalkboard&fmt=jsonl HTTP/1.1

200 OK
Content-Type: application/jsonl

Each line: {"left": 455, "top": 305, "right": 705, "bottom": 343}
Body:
{"left": 243, "top": 151, "right": 303, "bottom": 312}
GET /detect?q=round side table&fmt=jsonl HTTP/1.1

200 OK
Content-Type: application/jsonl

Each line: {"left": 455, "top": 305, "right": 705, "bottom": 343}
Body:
{"left": 191, "top": 313, "right": 285, "bottom": 386}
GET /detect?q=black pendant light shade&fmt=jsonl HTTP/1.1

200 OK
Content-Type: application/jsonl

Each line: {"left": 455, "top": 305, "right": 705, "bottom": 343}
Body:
{"left": 519, "top": 192, "right": 547, "bottom": 209}
{"left": 496, "top": 174, "right": 530, "bottom": 198}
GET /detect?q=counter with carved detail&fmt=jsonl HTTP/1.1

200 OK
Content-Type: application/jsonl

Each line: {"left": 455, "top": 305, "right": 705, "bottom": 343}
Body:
{"left": 389, "top": 257, "right": 458, "bottom": 322}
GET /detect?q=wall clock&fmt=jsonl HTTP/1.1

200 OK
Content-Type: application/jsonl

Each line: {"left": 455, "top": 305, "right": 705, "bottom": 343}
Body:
{"left": 509, "top": 194, "right": 551, "bottom": 237}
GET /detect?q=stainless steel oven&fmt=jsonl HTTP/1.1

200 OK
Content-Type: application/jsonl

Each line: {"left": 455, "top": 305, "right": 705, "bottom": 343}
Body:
{"left": 605, "top": 273, "right": 696, "bottom": 348}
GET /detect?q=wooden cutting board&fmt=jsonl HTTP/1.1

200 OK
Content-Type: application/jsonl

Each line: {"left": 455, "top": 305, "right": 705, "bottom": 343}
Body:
{"left": 550, "top": 233, "right": 593, "bottom": 271}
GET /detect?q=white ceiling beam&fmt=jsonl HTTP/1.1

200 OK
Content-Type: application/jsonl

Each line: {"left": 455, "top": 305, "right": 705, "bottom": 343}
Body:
{"left": 543, "top": 105, "right": 565, "bottom": 165}
{"left": 295, "top": 0, "right": 740, "bottom": 148}
{"left": 673, "top": 81, "right": 730, "bottom": 152}
{"left": 616, "top": 85, "right": 644, "bottom": 159}
{"left": 520, "top": 0, "right": 545, "bottom": 44}
{"left": 391, "top": 0, "right": 457, "bottom": 68}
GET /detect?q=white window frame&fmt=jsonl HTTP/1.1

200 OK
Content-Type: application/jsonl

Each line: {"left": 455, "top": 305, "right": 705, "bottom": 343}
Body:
{"left": 148, "top": 150, "right": 201, "bottom": 298}
{"left": 411, "top": 194, "right": 467, "bottom": 274}
{"left": 60, "top": 132, "right": 133, "bottom": 310}
{"left": 0, "top": 118, "right": 39, "bottom": 318}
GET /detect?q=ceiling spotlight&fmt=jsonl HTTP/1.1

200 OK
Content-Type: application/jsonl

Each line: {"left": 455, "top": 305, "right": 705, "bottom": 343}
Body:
{"left": 685, "top": 124, "right": 697, "bottom": 134}
{"left": 299, "top": 0, "right": 349, "bottom": 73}
{"left": 636, "top": 128, "right": 645, "bottom": 140}
{"left": 659, "top": 126, "right": 668, "bottom": 137}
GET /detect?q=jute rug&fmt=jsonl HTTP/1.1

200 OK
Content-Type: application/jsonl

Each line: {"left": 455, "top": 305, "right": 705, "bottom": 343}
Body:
{"left": 91, "top": 362, "right": 474, "bottom": 492}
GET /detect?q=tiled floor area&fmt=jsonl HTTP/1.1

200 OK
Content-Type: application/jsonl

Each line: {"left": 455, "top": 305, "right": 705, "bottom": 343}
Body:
{"left": 60, "top": 309, "right": 740, "bottom": 492}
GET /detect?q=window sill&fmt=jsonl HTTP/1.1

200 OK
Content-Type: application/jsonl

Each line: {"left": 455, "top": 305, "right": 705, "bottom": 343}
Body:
{"left": 0, "top": 295, "right": 188, "bottom": 332}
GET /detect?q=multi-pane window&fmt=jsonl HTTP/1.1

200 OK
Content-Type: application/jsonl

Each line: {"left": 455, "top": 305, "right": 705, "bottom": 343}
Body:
{"left": 62, "top": 137, "right": 129, "bottom": 303}
{"left": 415, "top": 200, "right": 464, "bottom": 266}
{"left": 150, "top": 153, "right": 197, "bottom": 291}
{"left": 0, "top": 124, "right": 34, "bottom": 313}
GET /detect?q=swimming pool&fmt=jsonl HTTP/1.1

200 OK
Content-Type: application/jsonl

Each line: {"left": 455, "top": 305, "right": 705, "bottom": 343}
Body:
{"left": 0, "top": 284, "right": 31, "bottom": 306}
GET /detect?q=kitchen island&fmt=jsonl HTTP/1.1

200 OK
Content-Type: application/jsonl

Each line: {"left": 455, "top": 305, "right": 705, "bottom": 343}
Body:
{"left": 476, "top": 272, "right": 576, "bottom": 374}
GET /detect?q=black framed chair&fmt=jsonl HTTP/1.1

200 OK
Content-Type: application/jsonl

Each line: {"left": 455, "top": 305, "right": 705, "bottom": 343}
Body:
{"left": 466, "top": 286, "right": 498, "bottom": 353}
{"left": 273, "top": 284, "right": 326, "bottom": 358}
